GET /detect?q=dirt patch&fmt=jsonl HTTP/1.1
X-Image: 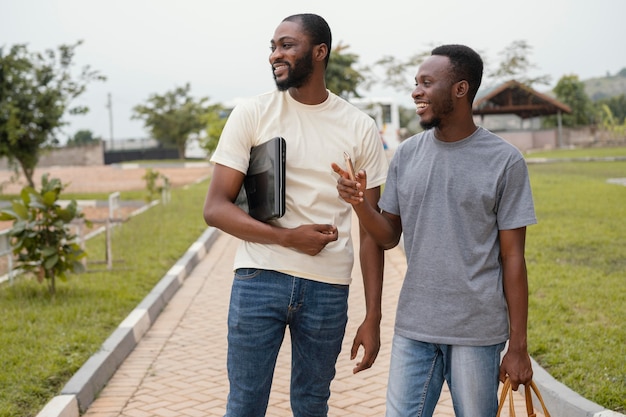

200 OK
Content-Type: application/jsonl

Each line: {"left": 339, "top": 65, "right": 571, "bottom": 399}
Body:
{"left": 0, "top": 163, "right": 213, "bottom": 194}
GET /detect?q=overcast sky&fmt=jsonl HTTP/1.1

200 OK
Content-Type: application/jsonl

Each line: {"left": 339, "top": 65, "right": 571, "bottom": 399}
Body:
{"left": 2, "top": 0, "right": 626, "bottom": 142}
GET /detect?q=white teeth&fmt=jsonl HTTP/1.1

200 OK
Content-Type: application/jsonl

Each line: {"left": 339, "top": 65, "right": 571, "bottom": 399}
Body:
{"left": 416, "top": 103, "right": 427, "bottom": 109}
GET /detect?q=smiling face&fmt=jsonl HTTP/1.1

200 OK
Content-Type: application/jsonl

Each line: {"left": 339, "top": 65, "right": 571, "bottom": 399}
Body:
{"left": 269, "top": 20, "right": 315, "bottom": 91}
{"left": 412, "top": 55, "right": 456, "bottom": 130}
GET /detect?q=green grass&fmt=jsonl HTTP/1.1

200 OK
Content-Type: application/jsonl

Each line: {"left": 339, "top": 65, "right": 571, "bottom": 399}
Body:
{"left": 526, "top": 159, "right": 626, "bottom": 413}
{"left": 0, "top": 180, "right": 209, "bottom": 417}
{"left": 526, "top": 145, "right": 626, "bottom": 159}
{"left": 0, "top": 190, "right": 146, "bottom": 203}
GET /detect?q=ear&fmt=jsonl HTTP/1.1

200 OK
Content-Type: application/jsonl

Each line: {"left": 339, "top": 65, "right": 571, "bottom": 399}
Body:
{"left": 455, "top": 80, "right": 469, "bottom": 99}
{"left": 314, "top": 43, "right": 328, "bottom": 63}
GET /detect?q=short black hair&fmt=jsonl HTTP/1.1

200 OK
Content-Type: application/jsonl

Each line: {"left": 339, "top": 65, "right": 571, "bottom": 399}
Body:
{"left": 431, "top": 44, "right": 483, "bottom": 103}
{"left": 283, "top": 13, "right": 332, "bottom": 67}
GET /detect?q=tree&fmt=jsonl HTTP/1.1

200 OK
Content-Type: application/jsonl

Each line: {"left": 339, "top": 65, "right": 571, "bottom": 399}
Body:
{"left": 543, "top": 75, "right": 596, "bottom": 127}
{"left": 599, "top": 104, "right": 626, "bottom": 139}
{"left": 66, "top": 129, "right": 101, "bottom": 146}
{"left": 132, "top": 83, "right": 210, "bottom": 159}
{"left": 326, "top": 42, "right": 365, "bottom": 99}
{"left": 487, "top": 40, "right": 551, "bottom": 88}
{"left": 597, "top": 94, "right": 626, "bottom": 124}
{"left": 0, "top": 41, "right": 105, "bottom": 187}
{"left": 200, "top": 105, "right": 227, "bottom": 157}
{"left": 365, "top": 50, "right": 430, "bottom": 94}
{"left": 366, "top": 40, "right": 550, "bottom": 95}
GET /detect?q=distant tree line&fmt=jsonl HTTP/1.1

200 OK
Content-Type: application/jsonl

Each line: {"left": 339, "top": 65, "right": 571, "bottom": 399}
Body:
{"left": 66, "top": 129, "right": 101, "bottom": 146}
{"left": 2, "top": 39, "right": 624, "bottom": 189}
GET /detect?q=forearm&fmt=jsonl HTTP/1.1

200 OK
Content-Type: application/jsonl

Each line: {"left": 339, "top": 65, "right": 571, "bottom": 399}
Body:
{"left": 204, "top": 198, "right": 286, "bottom": 245}
{"left": 502, "top": 255, "right": 529, "bottom": 352}
{"left": 359, "top": 225, "right": 384, "bottom": 322}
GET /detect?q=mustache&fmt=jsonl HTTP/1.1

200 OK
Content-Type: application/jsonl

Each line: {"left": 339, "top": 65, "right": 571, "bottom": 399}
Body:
{"left": 272, "top": 60, "right": 290, "bottom": 69}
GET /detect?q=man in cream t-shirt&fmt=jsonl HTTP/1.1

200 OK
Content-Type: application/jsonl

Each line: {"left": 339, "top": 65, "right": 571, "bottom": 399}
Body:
{"left": 203, "top": 13, "right": 388, "bottom": 417}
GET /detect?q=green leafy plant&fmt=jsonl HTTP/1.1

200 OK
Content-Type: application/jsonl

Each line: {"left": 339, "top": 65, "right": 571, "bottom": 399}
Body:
{"left": 0, "top": 174, "right": 88, "bottom": 295}
{"left": 142, "top": 168, "right": 170, "bottom": 202}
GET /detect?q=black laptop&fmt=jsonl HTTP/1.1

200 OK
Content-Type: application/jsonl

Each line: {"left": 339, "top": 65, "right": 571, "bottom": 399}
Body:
{"left": 236, "top": 137, "right": 286, "bottom": 222}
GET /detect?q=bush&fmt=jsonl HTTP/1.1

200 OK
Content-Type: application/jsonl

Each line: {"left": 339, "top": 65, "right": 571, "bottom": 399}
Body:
{"left": 0, "top": 174, "right": 88, "bottom": 295}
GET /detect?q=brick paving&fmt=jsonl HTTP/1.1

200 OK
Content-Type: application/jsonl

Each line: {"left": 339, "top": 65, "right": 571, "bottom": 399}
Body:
{"left": 82, "top": 215, "right": 542, "bottom": 417}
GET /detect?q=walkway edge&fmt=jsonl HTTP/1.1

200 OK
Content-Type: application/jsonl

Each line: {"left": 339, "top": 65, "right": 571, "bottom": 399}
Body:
{"left": 530, "top": 357, "right": 624, "bottom": 417}
{"left": 36, "top": 227, "right": 221, "bottom": 417}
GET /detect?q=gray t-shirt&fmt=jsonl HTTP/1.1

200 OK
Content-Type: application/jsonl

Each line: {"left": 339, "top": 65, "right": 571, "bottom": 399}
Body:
{"left": 379, "top": 127, "right": 537, "bottom": 345}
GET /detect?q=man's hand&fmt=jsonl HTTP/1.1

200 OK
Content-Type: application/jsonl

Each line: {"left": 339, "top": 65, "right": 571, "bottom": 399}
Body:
{"left": 331, "top": 162, "right": 367, "bottom": 206}
{"left": 500, "top": 348, "right": 533, "bottom": 390}
{"left": 285, "top": 224, "right": 338, "bottom": 256}
{"left": 351, "top": 316, "right": 381, "bottom": 373}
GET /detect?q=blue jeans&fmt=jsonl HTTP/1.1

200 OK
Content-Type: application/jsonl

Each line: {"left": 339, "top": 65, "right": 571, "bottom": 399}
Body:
{"left": 225, "top": 268, "right": 349, "bottom": 417}
{"left": 386, "top": 334, "right": 505, "bottom": 417}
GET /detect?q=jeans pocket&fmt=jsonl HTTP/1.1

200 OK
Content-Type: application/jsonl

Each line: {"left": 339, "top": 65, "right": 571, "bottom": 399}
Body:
{"left": 234, "top": 268, "right": 261, "bottom": 280}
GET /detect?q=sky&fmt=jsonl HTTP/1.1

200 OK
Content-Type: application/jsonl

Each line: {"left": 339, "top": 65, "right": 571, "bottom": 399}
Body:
{"left": 2, "top": 0, "right": 626, "bottom": 143}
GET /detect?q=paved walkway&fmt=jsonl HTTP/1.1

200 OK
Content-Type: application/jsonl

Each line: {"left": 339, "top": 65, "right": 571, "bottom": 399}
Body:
{"left": 81, "top": 216, "right": 541, "bottom": 417}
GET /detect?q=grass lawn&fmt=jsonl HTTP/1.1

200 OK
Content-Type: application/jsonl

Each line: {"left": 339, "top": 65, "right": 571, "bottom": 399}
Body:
{"left": 526, "top": 145, "right": 626, "bottom": 159}
{"left": 526, "top": 154, "right": 626, "bottom": 413}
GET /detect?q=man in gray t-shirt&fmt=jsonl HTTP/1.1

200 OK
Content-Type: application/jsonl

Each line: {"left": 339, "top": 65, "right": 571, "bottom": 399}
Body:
{"left": 333, "top": 44, "right": 537, "bottom": 417}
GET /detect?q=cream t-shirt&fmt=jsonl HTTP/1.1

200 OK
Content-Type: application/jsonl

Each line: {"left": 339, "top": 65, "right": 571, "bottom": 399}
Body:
{"left": 210, "top": 90, "right": 388, "bottom": 285}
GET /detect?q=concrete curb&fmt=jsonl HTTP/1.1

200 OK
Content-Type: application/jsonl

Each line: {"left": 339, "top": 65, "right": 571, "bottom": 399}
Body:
{"left": 35, "top": 227, "right": 221, "bottom": 417}
{"left": 530, "top": 357, "right": 624, "bottom": 417}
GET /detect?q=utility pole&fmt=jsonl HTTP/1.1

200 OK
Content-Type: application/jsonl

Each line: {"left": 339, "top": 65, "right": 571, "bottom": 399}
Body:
{"left": 106, "top": 93, "right": 114, "bottom": 150}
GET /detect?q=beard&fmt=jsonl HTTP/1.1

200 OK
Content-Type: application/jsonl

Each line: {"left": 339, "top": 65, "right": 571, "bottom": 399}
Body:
{"left": 419, "top": 94, "right": 455, "bottom": 130}
{"left": 273, "top": 50, "right": 314, "bottom": 91}
{"left": 419, "top": 117, "right": 441, "bottom": 130}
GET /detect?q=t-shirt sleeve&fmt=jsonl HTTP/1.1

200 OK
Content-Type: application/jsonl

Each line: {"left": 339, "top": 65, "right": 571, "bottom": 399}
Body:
{"left": 356, "top": 124, "right": 388, "bottom": 190}
{"left": 496, "top": 158, "right": 537, "bottom": 230}
{"left": 378, "top": 148, "right": 400, "bottom": 215}
{"left": 210, "top": 101, "right": 257, "bottom": 174}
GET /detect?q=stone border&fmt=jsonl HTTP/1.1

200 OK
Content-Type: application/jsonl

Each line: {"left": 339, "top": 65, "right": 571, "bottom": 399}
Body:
{"left": 35, "top": 227, "right": 221, "bottom": 417}
{"left": 530, "top": 357, "right": 624, "bottom": 417}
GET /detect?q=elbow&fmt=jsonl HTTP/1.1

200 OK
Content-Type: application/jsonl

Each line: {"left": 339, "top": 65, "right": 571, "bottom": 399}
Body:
{"left": 203, "top": 202, "right": 220, "bottom": 228}
{"left": 380, "top": 243, "right": 395, "bottom": 251}
{"left": 204, "top": 197, "right": 240, "bottom": 230}
{"left": 368, "top": 230, "right": 401, "bottom": 251}
{"left": 203, "top": 210, "right": 214, "bottom": 228}
{"left": 364, "top": 226, "right": 401, "bottom": 250}
{"left": 381, "top": 235, "right": 401, "bottom": 250}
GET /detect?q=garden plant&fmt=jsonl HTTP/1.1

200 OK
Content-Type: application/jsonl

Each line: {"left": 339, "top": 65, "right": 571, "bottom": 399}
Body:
{"left": 0, "top": 174, "right": 87, "bottom": 295}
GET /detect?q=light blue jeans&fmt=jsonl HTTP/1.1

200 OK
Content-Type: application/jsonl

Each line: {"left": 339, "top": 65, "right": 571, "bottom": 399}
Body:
{"left": 225, "top": 268, "right": 349, "bottom": 417}
{"left": 386, "top": 334, "right": 505, "bottom": 417}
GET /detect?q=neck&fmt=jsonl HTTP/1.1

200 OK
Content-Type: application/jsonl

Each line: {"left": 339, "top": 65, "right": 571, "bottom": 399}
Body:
{"left": 288, "top": 86, "right": 328, "bottom": 105}
{"left": 288, "top": 73, "right": 328, "bottom": 105}
{"left": 433, "top": 105, "right": 478, "bottom": 142}
{"left": 434, "top": 119, "right": 478, "bottom": 142}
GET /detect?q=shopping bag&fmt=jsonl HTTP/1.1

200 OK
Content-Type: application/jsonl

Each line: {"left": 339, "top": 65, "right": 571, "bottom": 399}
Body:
{"left": 497, "top": 377, "right": 551, "bottom": 417}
